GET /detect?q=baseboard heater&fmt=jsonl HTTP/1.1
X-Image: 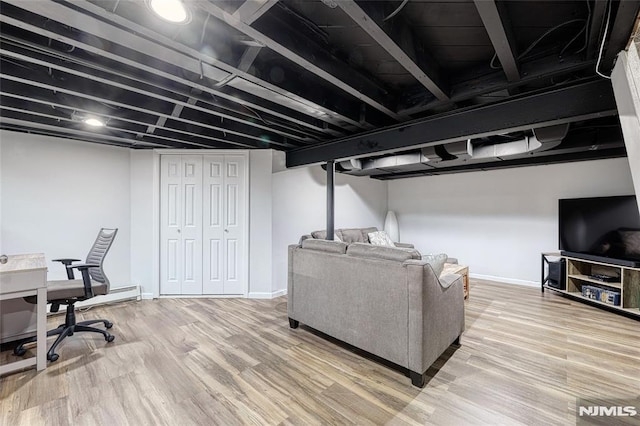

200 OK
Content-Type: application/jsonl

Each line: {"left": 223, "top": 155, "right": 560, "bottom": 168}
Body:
{"left": 0, "top": 286, "right": 140, "bottom": 346}
{"left": 53, "top": 285, "right": 141, "bottom": 313}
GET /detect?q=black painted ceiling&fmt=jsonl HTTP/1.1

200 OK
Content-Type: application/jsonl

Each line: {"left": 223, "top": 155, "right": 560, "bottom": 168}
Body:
{"left": 0, "top": 0, "right": 638, "bottom": 178}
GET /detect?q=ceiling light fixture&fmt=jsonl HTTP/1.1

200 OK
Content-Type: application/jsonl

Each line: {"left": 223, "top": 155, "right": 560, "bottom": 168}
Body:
{"left": 84, "top": 117, "right": 105, "bottom": 127}
{"left": 149, "top": 0, "right": 190, "bottom": 23}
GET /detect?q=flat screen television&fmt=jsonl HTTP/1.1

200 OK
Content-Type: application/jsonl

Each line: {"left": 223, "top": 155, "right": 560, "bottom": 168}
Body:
{"left": 559, "top": 195, "right": 640, "bottom": 267}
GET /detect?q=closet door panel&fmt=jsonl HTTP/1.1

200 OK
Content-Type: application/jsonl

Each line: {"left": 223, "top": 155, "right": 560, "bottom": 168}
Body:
{"left": 223, "top": 155, "right": 246, "bottom": 295}
{"left": 160, "top": 156, "right": 182, "bottom": 295}
{"left": 203, "top": 155, "right": 225, "bottom": 294}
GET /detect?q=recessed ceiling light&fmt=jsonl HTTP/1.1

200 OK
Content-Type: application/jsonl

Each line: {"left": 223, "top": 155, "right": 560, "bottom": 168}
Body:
{"left": 84, "top": 118, "right": 105, "bottom": 127}
{"left": 149, "top": 0, "right": 189, "bottom": 23}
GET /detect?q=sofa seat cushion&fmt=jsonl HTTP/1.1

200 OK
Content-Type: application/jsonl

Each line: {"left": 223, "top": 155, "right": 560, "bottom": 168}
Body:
{"left": 347, "top": 242, "right": 421, "bottom": 262}
{"left": 301, "top": 239, "right": 348, "bottom": 254}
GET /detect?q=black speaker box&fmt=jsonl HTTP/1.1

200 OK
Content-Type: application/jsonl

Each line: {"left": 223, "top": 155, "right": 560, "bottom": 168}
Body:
{"left": 547, "top": 259, "right": 566, "bottom": 290}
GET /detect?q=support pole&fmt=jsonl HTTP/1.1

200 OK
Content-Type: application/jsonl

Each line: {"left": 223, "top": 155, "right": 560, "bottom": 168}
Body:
{"left": 326, "top": 160, "right": 335, "bottom": 240}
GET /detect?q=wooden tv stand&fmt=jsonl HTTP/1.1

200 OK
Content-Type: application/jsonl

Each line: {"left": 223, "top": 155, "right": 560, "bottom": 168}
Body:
{"left": 541, "top": 252, "right": 640, "bottom": 319}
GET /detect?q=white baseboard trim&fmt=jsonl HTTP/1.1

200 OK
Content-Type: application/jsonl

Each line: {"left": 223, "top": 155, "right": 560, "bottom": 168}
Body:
{"left": 469, "top": 273, "right": 538, "bottom": 288}
{"left": 158, "top": 294, "right": 243, "bottom": 299}
{"left": 272, "top": 289, "right": 287, "bottom": 298}
{"left": 248, "top": 289, "right": 287, "bottom": 299}
{"left": 147, "top": 289, "right": 289, "bottom": 300}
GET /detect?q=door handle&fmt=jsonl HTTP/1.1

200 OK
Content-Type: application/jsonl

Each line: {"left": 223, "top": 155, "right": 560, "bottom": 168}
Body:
{"left": 177, "top": 229, "right": 181, "bottom": 233}
{"left": 225, "top": 229, "right": 229, "bottom": 233}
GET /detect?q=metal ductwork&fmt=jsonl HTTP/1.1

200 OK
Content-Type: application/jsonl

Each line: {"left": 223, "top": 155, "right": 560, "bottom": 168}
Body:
{"left": 469, "top": 124, "right": 568, "bottom": 159}
{"left": 338, "top": 159, "right": 362, "bottom": 170}
{"left": 337, "top": 124, "right": 570, "bottom": 176}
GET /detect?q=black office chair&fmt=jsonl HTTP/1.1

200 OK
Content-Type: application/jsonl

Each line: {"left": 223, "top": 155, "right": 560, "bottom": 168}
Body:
{"left": 15, "top": 228, "right": 118, "bottom": 362}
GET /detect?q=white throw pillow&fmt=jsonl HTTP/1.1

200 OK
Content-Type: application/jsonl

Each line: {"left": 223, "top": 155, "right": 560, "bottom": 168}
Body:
{"left": 422, "top": 253, "right": 448, "bottom": 277}
{"left": 368, "top": 231, "right": 396, "bottom": 247}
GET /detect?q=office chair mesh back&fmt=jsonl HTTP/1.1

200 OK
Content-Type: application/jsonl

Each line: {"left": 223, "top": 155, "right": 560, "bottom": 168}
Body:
{"left": 85, "top": 228, "right": 117, "bottom": 290}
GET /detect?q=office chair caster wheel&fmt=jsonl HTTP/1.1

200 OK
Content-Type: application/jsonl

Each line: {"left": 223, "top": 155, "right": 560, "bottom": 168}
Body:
{"left": 105, "top": 321, "right": 113, "bottom": 329}
{"left": 48, "top": 353, "right": 59, "bottom": 362}
{"left": 13, "top": 347, "right": 27, "bottom": 357}
{"left": 105, "top": 334, "right": 115, "bottom": 343}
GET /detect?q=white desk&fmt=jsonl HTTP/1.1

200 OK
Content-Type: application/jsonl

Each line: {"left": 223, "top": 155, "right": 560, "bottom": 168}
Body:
{"left": 0, "top": 253, "right": 47, "bottom": 374}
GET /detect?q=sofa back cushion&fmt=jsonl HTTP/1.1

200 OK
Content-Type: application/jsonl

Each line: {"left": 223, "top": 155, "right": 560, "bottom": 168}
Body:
{"left": 347, "top": 242, "right": 421, "bottom": 262}
{"left": 311, "top": 229, "right": 331, "bottom": 240}
{"left": 310, "top": 227, "right": 379, "bottom": 244}
{"left": 301, "top": 238, "right": 348, "bottom": 254}
{"left": 310, "top": 230, "right": 344, "bottom": 241}
{"left": 338, "top": 227, "right": 378, "bottom": 244}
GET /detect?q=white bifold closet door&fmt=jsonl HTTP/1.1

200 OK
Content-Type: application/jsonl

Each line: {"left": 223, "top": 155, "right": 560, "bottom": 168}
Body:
{"left": 202, "top": 155, "right": 245, "bottom": 295}
{"left": 160, "top": 154, "right": 246, "bottom": 295}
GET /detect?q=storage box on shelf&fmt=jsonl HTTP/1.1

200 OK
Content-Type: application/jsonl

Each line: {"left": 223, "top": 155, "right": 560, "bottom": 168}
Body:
{"left": 541, "top": 252, "right": 640, "bottom": 318}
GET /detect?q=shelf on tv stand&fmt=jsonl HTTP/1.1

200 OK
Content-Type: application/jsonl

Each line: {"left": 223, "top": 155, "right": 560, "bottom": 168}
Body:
{"left": 541, "top": 253, "right": 640, "bottom": 320}
{"left": 566, "top": 274, "right": 621, "bottom": 289}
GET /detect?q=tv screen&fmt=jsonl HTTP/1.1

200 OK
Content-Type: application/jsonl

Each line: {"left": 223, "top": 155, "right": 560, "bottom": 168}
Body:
{"left": 559, "top": 195, "right": 640, "bottom": 266}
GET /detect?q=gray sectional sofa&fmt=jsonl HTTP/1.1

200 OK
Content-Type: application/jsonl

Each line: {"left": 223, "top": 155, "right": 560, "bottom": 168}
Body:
{"left": 287, "top": 230, "right": 465, "bottom": 387}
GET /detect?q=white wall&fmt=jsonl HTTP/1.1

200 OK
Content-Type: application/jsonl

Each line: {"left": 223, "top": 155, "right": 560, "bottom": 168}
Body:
{"left": 248, "top": 150, "right": 273, "bottom": 297}
{"left": 388, "top": 158, "right": 636, "bottom": 285}
{"left": 130, "top": 150, "right": 158, "bottom": 297}
{"left": 271, "top": 158, "right": 388, "bottom": 292}
{"left": 0, "top": 131, "right": 131, "bottom": 287}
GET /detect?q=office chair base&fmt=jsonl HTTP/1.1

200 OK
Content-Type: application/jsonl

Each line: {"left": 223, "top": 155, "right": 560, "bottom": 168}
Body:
{"left": 13, "top": 303, "right": 115, "bottom": 362}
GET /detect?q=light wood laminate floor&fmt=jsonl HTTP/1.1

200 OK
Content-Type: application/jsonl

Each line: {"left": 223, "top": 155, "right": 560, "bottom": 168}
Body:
{"left": 1, "top": 279, "right": 639, "bottom": 425}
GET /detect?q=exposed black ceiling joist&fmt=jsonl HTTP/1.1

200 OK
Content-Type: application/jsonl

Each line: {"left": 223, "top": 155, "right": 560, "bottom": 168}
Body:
{"left": 474, "top": 0, "right": 519, "bottom": 82}
{"left": 602, "top": 0, "right": 640, "bottom": 71}
{"left": 0, "top": 42, "right": 307, "bottom": 146}
{"left": 587, "top": 0, "right": 609, "bottom": 58}
{"left": 0, "top": 90, "right": 239, "bottom": 149}
{"left": 0, "top": 69, "right": 269, "bottom": 149}
{"left": 0, "top": 116, "right": 172, "bottom": 148}
{"left": 0, "top": 102, "right": 226, "bottom": 149}
{"left": 286, "top": 79, "right": 618, "bottom": 167}
{"left": 399, "top": 53, "right": 594, "bottom": 116}
{"left": 3, "top": 0, "right": 362, "bottom": 132}
{"left": 337, "top": 1, "right": 449, "bottom": 101}
{"left": 232, "top": 0, "right": 279, "bottom": 25}
{"left": 198, "top": 1, "right": 403, "bottom": 120}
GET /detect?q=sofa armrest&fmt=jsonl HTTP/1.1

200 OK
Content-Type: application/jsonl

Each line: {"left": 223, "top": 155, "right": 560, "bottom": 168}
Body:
{"left": 406, "top": 262, "right": 465, "bottom": 377}
{"left": 439, "top": 273, "right": 460, "bottom": 289}
{"left": 394, "top": 242, "right": 414, "bottom": 249}
{"left": 299, "top": 234, "right": 313, "bottom": 245}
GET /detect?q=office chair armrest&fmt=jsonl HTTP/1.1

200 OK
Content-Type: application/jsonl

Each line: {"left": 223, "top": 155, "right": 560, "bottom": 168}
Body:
{"left": 53, "top": 258, "right": 82, "bottom": 279}
{"left": 52, "top": 258, "right": 81, "bottom": 264}
{"left": 68, "top": 264, "right": 100, "bottom": 299}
